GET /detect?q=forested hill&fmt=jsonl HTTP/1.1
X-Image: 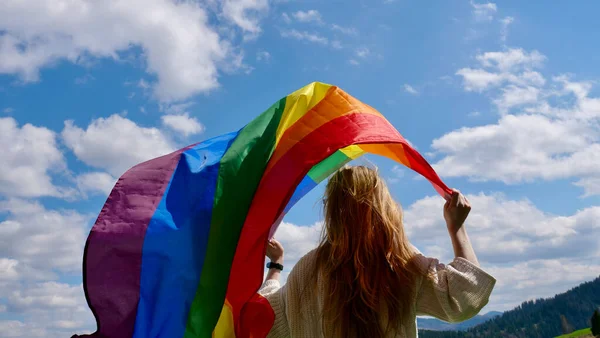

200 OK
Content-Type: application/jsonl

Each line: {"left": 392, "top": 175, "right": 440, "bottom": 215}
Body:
{"left": 419, "top": 275, "right": 600, "bottom": 338}
{"left": 417, "top": 311, "right": 503, "bottom": 331}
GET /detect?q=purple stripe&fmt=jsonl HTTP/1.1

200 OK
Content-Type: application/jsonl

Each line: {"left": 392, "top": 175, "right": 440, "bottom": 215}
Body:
{"left": 81, "top": 148, "right": 187, "bottom": 338}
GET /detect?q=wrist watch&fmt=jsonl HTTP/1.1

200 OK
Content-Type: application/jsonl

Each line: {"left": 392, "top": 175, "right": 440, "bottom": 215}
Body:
{"left": 266, "top": 262, "right": 284, "bottom": 271}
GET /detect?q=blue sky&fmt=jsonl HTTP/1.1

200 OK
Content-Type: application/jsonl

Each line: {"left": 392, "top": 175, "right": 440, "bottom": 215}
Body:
{"left": 1, "top": 0, "right": 600, "bottom": 336}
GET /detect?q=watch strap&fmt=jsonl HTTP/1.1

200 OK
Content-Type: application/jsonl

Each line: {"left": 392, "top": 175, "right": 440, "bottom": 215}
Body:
{"left": 267, "top": 262, "right": 284, "bottom": 271}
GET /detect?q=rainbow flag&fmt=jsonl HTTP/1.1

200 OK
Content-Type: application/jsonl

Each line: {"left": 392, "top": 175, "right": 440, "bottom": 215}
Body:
{"left": 77, "top": 82, "right": 451, "bottom": 338}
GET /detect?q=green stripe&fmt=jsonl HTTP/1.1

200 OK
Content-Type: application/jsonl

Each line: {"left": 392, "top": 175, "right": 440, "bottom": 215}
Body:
{"left": 307, "top": 149, "right": 352, "bottom": 183}
{"left": 184, "top": 97, "right": 287, "bottom": 337}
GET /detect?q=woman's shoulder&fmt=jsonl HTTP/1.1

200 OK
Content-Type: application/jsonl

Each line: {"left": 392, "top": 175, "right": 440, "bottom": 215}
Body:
{"left": 407, "top": 243, "right": 435, "bottom": 276}
{"left": 283, "top": 249, "right": 319, "bottom": 292}
{"left": 293, "top": 248, "right": 318, "bottom": 271}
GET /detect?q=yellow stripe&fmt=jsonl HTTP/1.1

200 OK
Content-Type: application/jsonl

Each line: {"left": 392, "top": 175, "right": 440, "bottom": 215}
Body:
{"left": 339, "top": 145, "right": 365, "bottom": 159}
{"left": 275, "top": 82, "right": 332, "bottom": 147}
{"left": 213, "top": 299, "right": 236, "bottom": 338}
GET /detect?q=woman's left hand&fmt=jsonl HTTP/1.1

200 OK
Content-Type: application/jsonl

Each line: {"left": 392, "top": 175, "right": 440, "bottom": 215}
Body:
{"left": 266, "top": 238, "right": 284, "bottom": 264}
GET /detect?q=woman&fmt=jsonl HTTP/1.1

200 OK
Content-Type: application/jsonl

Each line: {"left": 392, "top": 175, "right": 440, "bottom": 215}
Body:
{"left": 258, "top": 166, "right": 496, "bottom": 337}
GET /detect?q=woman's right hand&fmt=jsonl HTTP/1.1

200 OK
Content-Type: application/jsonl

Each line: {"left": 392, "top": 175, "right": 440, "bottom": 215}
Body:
{"left": 266, "top": 238, "right": 284, "bottom": 264}
{"left": 443, "top": 189, "right": 471, "bottom": 233}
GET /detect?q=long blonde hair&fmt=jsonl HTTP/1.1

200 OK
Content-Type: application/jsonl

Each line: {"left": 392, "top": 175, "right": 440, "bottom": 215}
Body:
{"left": 312, "top": 165, "right": 418, "bottom": 337}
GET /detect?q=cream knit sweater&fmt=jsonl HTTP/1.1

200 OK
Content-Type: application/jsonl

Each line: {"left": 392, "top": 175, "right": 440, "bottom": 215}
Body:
{"left": 258, "top": 247, "right": 496, "bottom": 338}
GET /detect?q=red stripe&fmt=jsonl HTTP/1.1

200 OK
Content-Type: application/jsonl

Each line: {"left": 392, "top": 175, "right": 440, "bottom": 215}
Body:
{"left": 226, "top": 112, "right": 449, "bottom": 337}
{"left": 402, "top": 144, "right": 452, "bottom": 199}
{"left": 237, "top": 293, "right": 274, "bottom": 338}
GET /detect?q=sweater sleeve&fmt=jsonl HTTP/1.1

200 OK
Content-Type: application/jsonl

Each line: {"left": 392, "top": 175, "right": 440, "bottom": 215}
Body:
{"left": 258, "top": 279, "right": 290, "bottom": 338}
{"left": 413, "top": 254, "right": 496, "bottom": 323}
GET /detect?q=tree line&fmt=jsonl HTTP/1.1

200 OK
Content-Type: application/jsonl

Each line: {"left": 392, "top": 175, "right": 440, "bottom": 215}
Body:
{"left": 419, "top": 276, "right": 600, "bottom": 338}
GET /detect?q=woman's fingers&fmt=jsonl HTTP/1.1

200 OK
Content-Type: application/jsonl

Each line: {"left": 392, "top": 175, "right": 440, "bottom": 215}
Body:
{"left": 268, "top": 238, "right": 283, "bottom": 252}
{"left": 450, "top": 190, "right": 460, "bottom": 208}
{"left": 457, "top": 192, "right": 471, "bottom": 208}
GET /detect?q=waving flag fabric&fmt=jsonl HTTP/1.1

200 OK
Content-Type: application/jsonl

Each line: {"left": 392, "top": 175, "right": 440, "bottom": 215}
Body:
{"left": 77, "top": 82, "right": 452, "bottom": 338}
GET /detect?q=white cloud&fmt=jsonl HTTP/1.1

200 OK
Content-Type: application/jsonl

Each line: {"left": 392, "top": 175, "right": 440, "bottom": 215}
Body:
{"left": 456, "top": 49, "right": 547, "bottom": 92}
{"left": 518, "top": 70, "right": 546, "bottom": 87}
{"left": 331, "top": 24, "right": 358, "bottom": 36}
{"left": 222, "top": 0, "right": 269, "bottom": 37}
{"left": 62, "top": 114, "right": 175, "bottom": 177}
{"left": 0, "top": 197, "right": 96, "bottom": 336}
{"left": 0, "top": 198, "right": 95, "bottom": 336}
{"left": 292, "top": 10, "right": 322, "bottom": 24}
{"left": 0, "top": 321, "right": 47, "bottom": 338}
{"left": 476, "top": 49, "right": 545, "bottom": 72}
{"left": 8, "top": 282, "right": 82, "bottom": 312}
{"left": 553, "top": 76, "right": 600, "bottom": 117}
{"left": 74, "top": 74, "right": 95, "bottom": 85}
{"left": 76, "top": 172, "right": 117, "bottom": 196}
{"left": 494, "top": 85, "right": 539, "bottom": 112}
{"left": 387, "top": 165, "right": 405, "bottom": 184}
{"left": 355, "top": 47, "right": 370, "bottom": 58}
{"left": 280, "top": 29, "right": 328, "bottom": 45}
{"left": 0, "top": 282, "right": 94, "bottom": 337}
{"left": 0, "top": 199, "right": 90, "bottom": 278}
{"left": 281, "top": 13, "right": 292, "bottom": 24}
{"left": 456, "top": 68, "right": 504, "bottom": 91}
{"left": 161, "top": 113, "right": 205, "bottom": 137}
{"left": 159, "top": 100, "right": 195, "bottom": 116}
{"left": 445, "top": 48, "right": 600, "bottom": 193}
{"left": 0, "top": 0, "right": 267, "bottom": 101}
{"left": 574, "top": 177, "right": 600, "bottom": 197}
{"left": 349, "top": 59, "right": 360, "bottom": 66}
{"left": 267, "top": 221, "right": 322, "bottom": 283}
{"left": 2, "top": 107, "right": 14, "bottom": 114}
{"left": 0, "top": 117, "right": 67, "bottom": 198}
{"left": 500, "top": 16, "right": 514, "bottom": 42}
{"left": 138, "top": 79, "right": 151, "bottom": 90}
{"left": 484, "top": 258, "right": 600, "bottom": 311}
{"left": 557, "top": 75, "right": 592, "bottom": 98}
{"left": 331, "top": 40, "right": 343, "bottom": 50}
{"left": 404, "top": 193, "right": 600, "bottom": 263}
{"left": 431, "top": 114, "right": 599, "bottom": 183}
{"left": 404, "top": 84, "right": 419, "bottom": 95}
{"left": 274, "top": 222, "right": 322, "bottom": 263}
{"left": 470, "top": 1, "right": 497, "bottom": 22}
{"left": 256, "top": 50, "right": 271, "bottom": 62}
{"left": 0, "top": 258, "right": 20, "bottom": 281}
{"left": 392, "top": 165, "right": 405, "bottom": 177}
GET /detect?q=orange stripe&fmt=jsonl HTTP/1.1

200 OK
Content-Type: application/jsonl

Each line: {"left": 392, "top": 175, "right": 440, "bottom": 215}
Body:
{"left": 359, "top": 143, "right": 411, "bottom": 167}
{"left": 275, "top": 82, "right": 333, "bottom": 147}
{"left": 265, "top": 87, "right": 383, "bottom": 175}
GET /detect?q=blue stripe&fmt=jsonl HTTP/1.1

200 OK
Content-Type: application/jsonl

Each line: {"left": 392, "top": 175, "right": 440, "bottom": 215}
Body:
{"left": 284, "top": 175, "right": 318, "bottom": 214}
{"left": 269, "top": 175, "right": 318, "bottom": 238}
{"left": 133, "top": 131, "right": 239, "bottom": 338}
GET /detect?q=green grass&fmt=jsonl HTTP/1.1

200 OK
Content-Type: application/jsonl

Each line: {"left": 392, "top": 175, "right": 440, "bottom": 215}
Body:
{"left": 555, "top": 328, "right": 593, "bottom": 338}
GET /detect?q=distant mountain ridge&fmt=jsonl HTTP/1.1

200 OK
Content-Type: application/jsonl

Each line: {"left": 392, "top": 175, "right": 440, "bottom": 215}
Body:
{"left": 418, "top": 311, "right": 503, "bottom": 331}
{"left": 418, "top": 275, "right": 600, "bottom": 338}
